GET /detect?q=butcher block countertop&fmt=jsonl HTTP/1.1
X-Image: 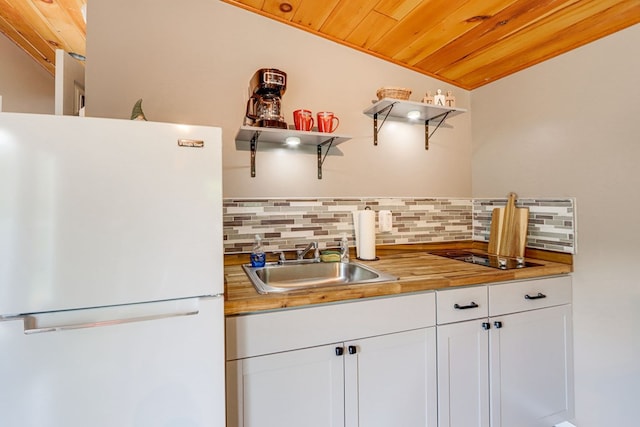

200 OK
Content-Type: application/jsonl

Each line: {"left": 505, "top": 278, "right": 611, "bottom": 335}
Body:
{"left": 224, "top": 243, "right": 573, "bottom": 316}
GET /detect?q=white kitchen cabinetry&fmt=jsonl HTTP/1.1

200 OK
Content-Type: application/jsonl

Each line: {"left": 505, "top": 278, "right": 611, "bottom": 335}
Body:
{"left": 225, "top": 293, "right": 437, "bottom": 427}
{"left": 226, "top": 343, "right": 345, "bottom": 427}
{"left": 489, "top": 281, "right": 574, "bottom": 427}
{"left": 345, "top": 328, "right": 437, "bottom": 427}
{"left": 437, "top": 275, "right": 574, "bottom": 427}
{"left": 437, "top": 285, "right": 491, "bottom": 427}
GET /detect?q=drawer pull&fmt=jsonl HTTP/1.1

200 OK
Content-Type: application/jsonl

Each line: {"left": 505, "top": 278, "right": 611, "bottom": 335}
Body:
{"left": 454, "top": 302, "right": 479, "bottom": 310}
{"left": 335, "top": 347, "right": 344, "bottom": 356}
{"left": 348, "top": 345, "right": 357, "bottom": 355}
{"left": 524, "top": 292, "right": 547, "bottom": 300}
{"left": 482, "top": 322, "right": 491, "bottom": 330}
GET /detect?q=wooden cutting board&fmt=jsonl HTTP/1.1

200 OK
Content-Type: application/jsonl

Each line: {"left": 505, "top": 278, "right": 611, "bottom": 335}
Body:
{"left": 487, "top": 193, "right": 529, "bottom": 258}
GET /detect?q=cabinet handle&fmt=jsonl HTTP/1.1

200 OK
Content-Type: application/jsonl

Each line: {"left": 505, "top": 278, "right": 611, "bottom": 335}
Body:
{"left": 524, "top": 292, "right": 547, "bottom": 300}
{"left": 482, "top": 322, "right": 491, "bottom": 330}
{"left": 454, "top": 302, "right": 479, "bottom": 310}
{"left": 494, "top": 321, "right": 503, "bottom": 329}
{"left": 348, "top": 345, "right": 357, "bottom": 355}
{"left": 335, "top": 347, "right": 344, "bottom": 356}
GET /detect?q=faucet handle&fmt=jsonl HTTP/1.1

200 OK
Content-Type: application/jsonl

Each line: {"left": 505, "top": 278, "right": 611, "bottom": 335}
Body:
{"left": 273, "top": 251, "right": 287, "bottom": 263}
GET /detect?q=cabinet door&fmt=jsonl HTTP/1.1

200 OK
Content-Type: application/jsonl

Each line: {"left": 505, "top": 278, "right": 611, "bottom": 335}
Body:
{"left": 437, "top": 319, "right": 490, "bottom": 427}
{"left": 490, "top": 305, "right": 574, "bottom": 427}
{"left": 344, "top": 328, "right": 437, "bottom": 427}
{"left": 226, "top": 344, "right": 345, "bottom": 427}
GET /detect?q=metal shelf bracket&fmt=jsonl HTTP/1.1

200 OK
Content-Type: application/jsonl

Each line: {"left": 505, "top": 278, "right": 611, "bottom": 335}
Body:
{"left": 425, "top": 120, "right": 429, "bottom": 150}
{"left": 250, "top": 130, "right": 260, "bottom": 177}
{"left": 424, "top": 111, "right": 451, "bottom": 150}
{"left": 373, "top": 102, "right": 396, "bottom": 146}
{"left": 317, "top": 137, "right": 336, "bottom": 179}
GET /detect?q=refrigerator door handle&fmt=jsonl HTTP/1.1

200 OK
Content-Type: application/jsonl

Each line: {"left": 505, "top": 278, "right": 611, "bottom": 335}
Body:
{"left": 15, "top": 296, "right": 210, "bottom": 335}
{"left": 22, "top": 309, "right": 199, "bottom": 335}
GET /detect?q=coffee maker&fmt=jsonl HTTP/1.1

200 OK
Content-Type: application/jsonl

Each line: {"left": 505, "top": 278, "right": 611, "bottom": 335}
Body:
{"left": 244, "top": 68, "right": 287, "bottom": 129}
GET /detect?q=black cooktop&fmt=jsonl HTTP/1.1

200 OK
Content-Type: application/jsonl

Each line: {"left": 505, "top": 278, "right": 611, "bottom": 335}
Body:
{"left": 429, "top": 250, "right": 541, "bottom": 270}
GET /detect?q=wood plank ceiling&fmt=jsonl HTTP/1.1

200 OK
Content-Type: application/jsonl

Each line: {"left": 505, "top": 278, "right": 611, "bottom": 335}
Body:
{"left": 223, "top": 0, "right": 640, "bottom": 89}
{"left": 0, "top": 0, "right": 637, "bottom": 89}
{"left": 0, "top": 0, "right": 86, "bottom": 75}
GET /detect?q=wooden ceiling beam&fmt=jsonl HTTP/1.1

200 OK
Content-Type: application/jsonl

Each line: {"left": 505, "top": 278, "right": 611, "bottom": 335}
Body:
{"left": 448, "top": 0, "right": 640, "bottom": 88}
{"left": 0, "top": 12, "right": 54, "bottom": 74}
{"left": 369, "top": 0, "right": 461, "bottom": 58}
{"left": 319, "top": 0, "right": 379, "bottom": 40}
{"left": 31, "top": 0, "right": 86, "bottom": 56}
{"left": 290, "top": 0, "right": 340, "bottom": 31}
{"left": 3, "top": 0, "right": 637, "bottom": 89}
{"left": 392, "top": 0, "right": 521, "bottom": 66}
{"left": 0, "top": 0, "right": 57, "bottom": 73}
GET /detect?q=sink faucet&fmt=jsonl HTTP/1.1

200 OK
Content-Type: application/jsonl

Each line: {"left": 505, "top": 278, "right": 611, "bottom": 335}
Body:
{"left": 297, "top": 241, "right": 320, "bottom": 261}
{"left": 272, "top": 241, "right": 321, "bottom": 264}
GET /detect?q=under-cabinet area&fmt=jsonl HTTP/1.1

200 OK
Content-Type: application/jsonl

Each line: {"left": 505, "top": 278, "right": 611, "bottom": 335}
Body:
{"left": 224, "top": 275, "right": 573, "bottom": 427}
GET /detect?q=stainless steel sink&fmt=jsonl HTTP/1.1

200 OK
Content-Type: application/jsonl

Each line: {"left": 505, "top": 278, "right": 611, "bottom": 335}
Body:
{"left": 242, "top": 261, "right": 398, "bottom": 294}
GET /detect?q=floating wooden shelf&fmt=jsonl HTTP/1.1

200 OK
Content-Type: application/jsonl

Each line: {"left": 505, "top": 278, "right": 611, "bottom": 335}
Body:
{"left": 234, "top": 126, "right": 352, "bottom": 179}
{"left": 363, "top": 98, "right": 466, "bottom": 149}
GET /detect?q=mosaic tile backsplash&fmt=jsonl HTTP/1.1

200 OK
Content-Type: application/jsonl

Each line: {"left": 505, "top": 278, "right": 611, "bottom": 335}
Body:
{"left": 473, "top": 198, "right": 575, "bottom": 253}
{"left": 223, "top": 197, "right": 576, "bottom": 255}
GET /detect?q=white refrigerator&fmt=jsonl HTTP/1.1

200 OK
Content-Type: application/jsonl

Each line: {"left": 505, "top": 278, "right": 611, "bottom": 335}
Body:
{"left": 0, "top": 113, "right": 225, "bottom": 426}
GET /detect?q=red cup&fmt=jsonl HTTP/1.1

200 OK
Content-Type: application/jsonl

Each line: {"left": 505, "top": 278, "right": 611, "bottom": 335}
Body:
{"left": 293, "top": 109, "right": 314, "bottom": 131}
{"left": 317, "top": 112, "right": 339, "bottom": 133}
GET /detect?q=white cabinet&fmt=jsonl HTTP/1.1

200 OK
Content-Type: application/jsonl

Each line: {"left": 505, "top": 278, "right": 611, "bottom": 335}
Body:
{"left": 225, "top": 293, "right": 437, "bottom": 427}
{"left": 436, "top": 276, "right": 574, "bottom": 427}
{"left": 489, "top": 304, "right": 573, "bottom": 427}
{"left": 488, "top": 276, "right": 574, "bottom": 427}
{"left": 437, "top": 319, "right": 491, "bottom": 427}
{"left": 345, "top": 328, "right": 437, "bottom": 427}
{"left": 226, "top": 344, "right": 345, "bottom": 427}
{"left": 437, "top": 285, "right": 491, "bottom": 427}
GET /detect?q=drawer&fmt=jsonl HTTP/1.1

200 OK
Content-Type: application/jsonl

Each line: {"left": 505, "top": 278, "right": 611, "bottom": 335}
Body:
{"left": 489, "top": 275, "right": 572, "bottom": 316}
{"left": 436, "top": 285, "right": 489, "bottom": 324}
{"left": 226, "top": 291, "right": 436, "bottom": 360}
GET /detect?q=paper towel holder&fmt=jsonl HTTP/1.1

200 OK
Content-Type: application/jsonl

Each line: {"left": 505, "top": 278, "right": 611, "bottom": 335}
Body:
{"left": 356, "top": 207, "right": 380, "bottom": 261}
{"left": 357, "top": 256, "right": 380, "bottom": 261}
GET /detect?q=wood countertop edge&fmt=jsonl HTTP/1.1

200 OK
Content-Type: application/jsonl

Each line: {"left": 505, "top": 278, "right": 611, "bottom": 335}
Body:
{"left": 224, "top": 249, "right": 572, "bottom": 316}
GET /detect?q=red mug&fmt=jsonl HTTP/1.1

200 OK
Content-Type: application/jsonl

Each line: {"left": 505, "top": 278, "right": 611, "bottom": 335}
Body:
{"left": 293, "top": 109, "right": 314, "bottom": 131}
{"left": 317, "top": 112, "right": 339, "bottom": 133}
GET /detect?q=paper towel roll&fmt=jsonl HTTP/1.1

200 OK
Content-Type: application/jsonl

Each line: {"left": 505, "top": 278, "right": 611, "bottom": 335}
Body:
{"left": 357, "top": 209, "right": 376, "bottom": 260}
{"left": 352, "top": 210, "right": 360, "bottom": 258}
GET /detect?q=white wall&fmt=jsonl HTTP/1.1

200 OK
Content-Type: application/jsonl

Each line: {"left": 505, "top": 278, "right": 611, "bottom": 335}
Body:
{"left": 471, "top": 24, "right": 640, "bottom": 426}
{"left": 55, "top": 49, "right": 86, "bottom": 115}
{"left": 86, "top": 0, "right": 471, "bottom": 198}
{"left": 0, "top": 36, "right": 54, "bottom": 113}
